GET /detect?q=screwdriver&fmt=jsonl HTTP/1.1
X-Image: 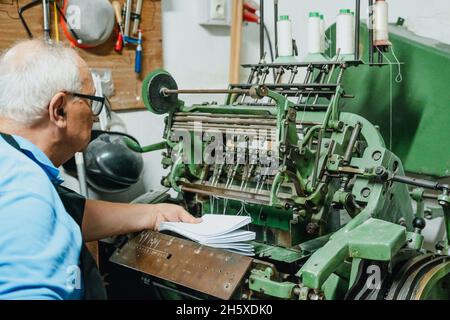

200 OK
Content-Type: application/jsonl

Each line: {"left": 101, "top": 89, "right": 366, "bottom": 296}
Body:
{"left": 135, "top": 29, "right": 142, "bottom": 74}
{"left": 112, "top": 1, "right": 124, "bottom": 52}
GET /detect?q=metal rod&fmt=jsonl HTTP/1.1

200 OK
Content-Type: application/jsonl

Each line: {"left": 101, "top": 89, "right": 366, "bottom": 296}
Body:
{"left": 327, "top": 64, "right": 337, "bottom": 84}
{"left": 233, "top": 83, "right": 338, "bottom": 89}
{"left": 422, "top": 193, "right": 439, "bottom": 200}
{"left": 181, "top": 183, "right": 271, "bottom": 206}
{"left": 163, "top": 88, "right": 250, "bottom": 95}
{"left": 355, "top": 0, "right": 361, "bottom": 61}
{"left": 42, "top": 0, "right": 50, "bottom": 41}
{"left": 297, "top": 65, "right": 313, "bottom": 104}
{"left": 392, "top": 176, "right": 441, "bottom": 191}
{"left": 343, "top": 122, "right": 362, "bottom": 165}
{"left": 312, "top": 66, "right": 328, "bottom": 105}
{"left": 241, "top": 61, "right": 358, "bottom": 68}
{"left": 164, "top": 86, "right": 333, "bottom": 96}
{"left": 172, "top": 124, "right": 277, "bottom": 131}
{"left": 312, "top": 129, "right": 324, "bottom": 189}
{"left": 173, "top": 117, "right": 277, "bottom": 125}
{"left": 287, "top": 66, "right": 299, "bottom": 84}
{"left": 174, "top": 112, "right": 275, "bottom": 119}
{"left": 369, "top": 0, "right": 375, "bottom": 64}
{"left": 274, "top": 0, "right": 279, "bottom": 58}
{"left": 260, "top": 0, "right": 265, "bottom": 61}
{"left": 378, "top": 48, "right": 383, "bottom": 64}
{"left": 274, "top": 67, "right": 284, "bottom": 84}
{"left": 318, "top": 140, "right": 335, "bottom": 182}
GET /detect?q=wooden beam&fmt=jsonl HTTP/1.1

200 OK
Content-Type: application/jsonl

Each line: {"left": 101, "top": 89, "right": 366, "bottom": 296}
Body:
{"left": 229, "top": 0, "right": 243, "bottom": 84}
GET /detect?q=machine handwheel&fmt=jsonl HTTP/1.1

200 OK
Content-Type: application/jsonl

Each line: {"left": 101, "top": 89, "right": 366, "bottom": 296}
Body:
{"left": 142, "top": 69, "right": 179, "bottom": 115}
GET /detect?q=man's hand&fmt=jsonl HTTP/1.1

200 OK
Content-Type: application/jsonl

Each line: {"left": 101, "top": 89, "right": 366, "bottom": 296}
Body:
{"left": 146, "top": 203, "right": 202, "bottom": 231}
{"left": 83, "top": 200, "right": 202, "bottom": 242}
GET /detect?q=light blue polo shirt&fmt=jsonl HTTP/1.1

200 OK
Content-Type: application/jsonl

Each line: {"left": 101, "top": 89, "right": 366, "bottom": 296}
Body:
{"left": 0, "top": 134, "right": 83, "bottom": 300}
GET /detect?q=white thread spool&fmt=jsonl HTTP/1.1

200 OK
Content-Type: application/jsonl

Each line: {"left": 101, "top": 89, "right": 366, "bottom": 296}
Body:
{"left": 277, "top": 15, "right": 293, "bottom": 57}
{"left": 320, "top": 14, "right": 326, "bottom": 52}
{"left": 374, "top": 0, "right": 389, "bottom": 44}
{"left": 308, "top": 12, "right": 322, "bottom": 54}
{"left": 336, "top": 9, "right": 355, "bottom": 55}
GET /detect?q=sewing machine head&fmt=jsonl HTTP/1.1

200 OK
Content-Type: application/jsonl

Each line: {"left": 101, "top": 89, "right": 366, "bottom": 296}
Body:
{"left": 139, "top": 62, "right": 414, "bottom": 251}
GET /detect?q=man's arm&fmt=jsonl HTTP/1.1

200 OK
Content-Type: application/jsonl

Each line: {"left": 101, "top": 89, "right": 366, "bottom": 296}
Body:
{"left": 0, "top": 189, "right": 78, "bottom": 299}
{"left": 82, "top": 200, "right": 201, "bottom": 242}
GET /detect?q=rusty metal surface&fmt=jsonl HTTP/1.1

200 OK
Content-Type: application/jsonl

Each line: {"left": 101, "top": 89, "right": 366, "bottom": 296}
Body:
{"left": 109, "top": 230, "right": 253, "bottom": 300}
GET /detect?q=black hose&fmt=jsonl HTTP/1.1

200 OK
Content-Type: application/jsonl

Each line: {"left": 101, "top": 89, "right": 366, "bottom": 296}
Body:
{"left": 263, "top": 24, "right": 276, "bottom": 81}
{"left": 263, "top": 24, "right": 274, "bottom": 63}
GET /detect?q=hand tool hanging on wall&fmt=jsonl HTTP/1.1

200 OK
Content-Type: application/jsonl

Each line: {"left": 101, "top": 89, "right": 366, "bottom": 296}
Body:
{"left": 132, "top": 0, "right": 143, "bottom": 35}
{"left": 42, "top": 0, "right": 50, "bottom": 41}
{"left": 123, "top": 29, "right": 143, "bottom": 74}
{"left": 123, "top": 0, "right": 132, "bottom": 37}
{"left": 18, "top": 0, "right": 82, "bottom": 43}
{"left": 18, "top": 0, "right": 50, "bottom": 41}
{"left": 243, "top": 3, "right": 258, "bottom": 23}
{"left": 112, "top": 1, "right": 124, "bottom": 52}
{"left": 122, "top": 0, "right": 142, "bottom": 36}
{"left": 119, "top": 0, "right": 144, "bottom": 73}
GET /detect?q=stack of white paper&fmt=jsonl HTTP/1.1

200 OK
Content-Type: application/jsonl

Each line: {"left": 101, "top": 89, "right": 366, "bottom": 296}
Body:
{"left": 159, "top": 214, "right": 255, "bottom": 256}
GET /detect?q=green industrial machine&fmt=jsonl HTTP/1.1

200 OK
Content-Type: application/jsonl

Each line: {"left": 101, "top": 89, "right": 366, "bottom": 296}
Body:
{"left": 327, "top": 22, "right": 450, "bottom": 177}
{"left": 106, "top": 4, "right": 450, "bottom": 301}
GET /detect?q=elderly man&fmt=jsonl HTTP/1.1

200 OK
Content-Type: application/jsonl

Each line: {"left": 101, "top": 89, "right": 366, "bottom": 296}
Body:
{"left": 0, "top": 40, "right": 200, "bottom": 300}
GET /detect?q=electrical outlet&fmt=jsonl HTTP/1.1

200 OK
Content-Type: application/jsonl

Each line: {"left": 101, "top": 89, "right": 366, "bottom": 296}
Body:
{"left": 210, "top": 0, "right": 226, "bottom": 20}
{"left": 199, "top": 0, "right": 230, "bottom": 27}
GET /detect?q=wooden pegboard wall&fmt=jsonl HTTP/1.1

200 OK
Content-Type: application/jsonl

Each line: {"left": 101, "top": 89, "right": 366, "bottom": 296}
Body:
{"left": 0, "top": 0, "right": 162, "bottom": 111}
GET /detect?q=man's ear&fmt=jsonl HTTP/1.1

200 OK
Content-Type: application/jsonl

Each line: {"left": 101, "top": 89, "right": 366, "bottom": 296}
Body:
{"left": 48, "top": 92, "right": 68, "bottom": 128}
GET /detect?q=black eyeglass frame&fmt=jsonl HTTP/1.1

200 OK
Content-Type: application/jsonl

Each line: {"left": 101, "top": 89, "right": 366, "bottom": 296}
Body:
{"left": 71, "top": 92, "right": 106, "bottom": 116}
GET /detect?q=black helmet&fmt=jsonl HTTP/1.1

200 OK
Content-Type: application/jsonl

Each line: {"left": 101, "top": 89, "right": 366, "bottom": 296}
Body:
{"left": 84, "top": 132, "right": 144, "bottom": 193}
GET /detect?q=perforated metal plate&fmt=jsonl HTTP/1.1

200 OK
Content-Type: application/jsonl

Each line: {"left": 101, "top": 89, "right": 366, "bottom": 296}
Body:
{"left": 109, "top": 230, "right": 252, "bottom": 300}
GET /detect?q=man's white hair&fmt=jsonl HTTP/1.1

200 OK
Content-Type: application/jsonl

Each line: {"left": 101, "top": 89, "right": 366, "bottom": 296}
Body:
{"left": 0, "top": 40, "right": 82, "bottom": 124}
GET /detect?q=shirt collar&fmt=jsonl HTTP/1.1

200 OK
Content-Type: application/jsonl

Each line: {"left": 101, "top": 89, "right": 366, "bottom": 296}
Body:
{"left": 11, "top": 135, "right": 64, "bottom": 185}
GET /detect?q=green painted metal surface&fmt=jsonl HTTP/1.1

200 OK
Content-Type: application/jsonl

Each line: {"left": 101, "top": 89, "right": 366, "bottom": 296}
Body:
{"left": 124, "top": 138, "right": 167, "bottom": 153}
{"left": 321, "top": 273, "right": 348, "bottom": 300}
{"left": 249, "top": 268, "right": 296, "bottom": 299}
{"left": 252, "top": 241, "right": 305, "bottom": 263}
{"left": 298, "top": 218, "right": 407, "bottom": 289}
{"left": 347, "top": 219, "right": 406, "bottom": 260}
{"left": 406, "top": 232, "right": 425, "bottom": 251}
{"left": 328, "top": 23, "right": 450, "bottom": 177}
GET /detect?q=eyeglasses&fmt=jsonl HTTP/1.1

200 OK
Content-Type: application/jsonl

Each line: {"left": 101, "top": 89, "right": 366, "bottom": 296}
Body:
{"left": 71, "top": 92, "right": 105, "bottom": 116}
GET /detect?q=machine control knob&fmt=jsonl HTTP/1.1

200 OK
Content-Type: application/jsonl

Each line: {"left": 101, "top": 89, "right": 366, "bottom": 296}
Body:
{"left": 413, "top": 217, "right": 426, "bottom": 232}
